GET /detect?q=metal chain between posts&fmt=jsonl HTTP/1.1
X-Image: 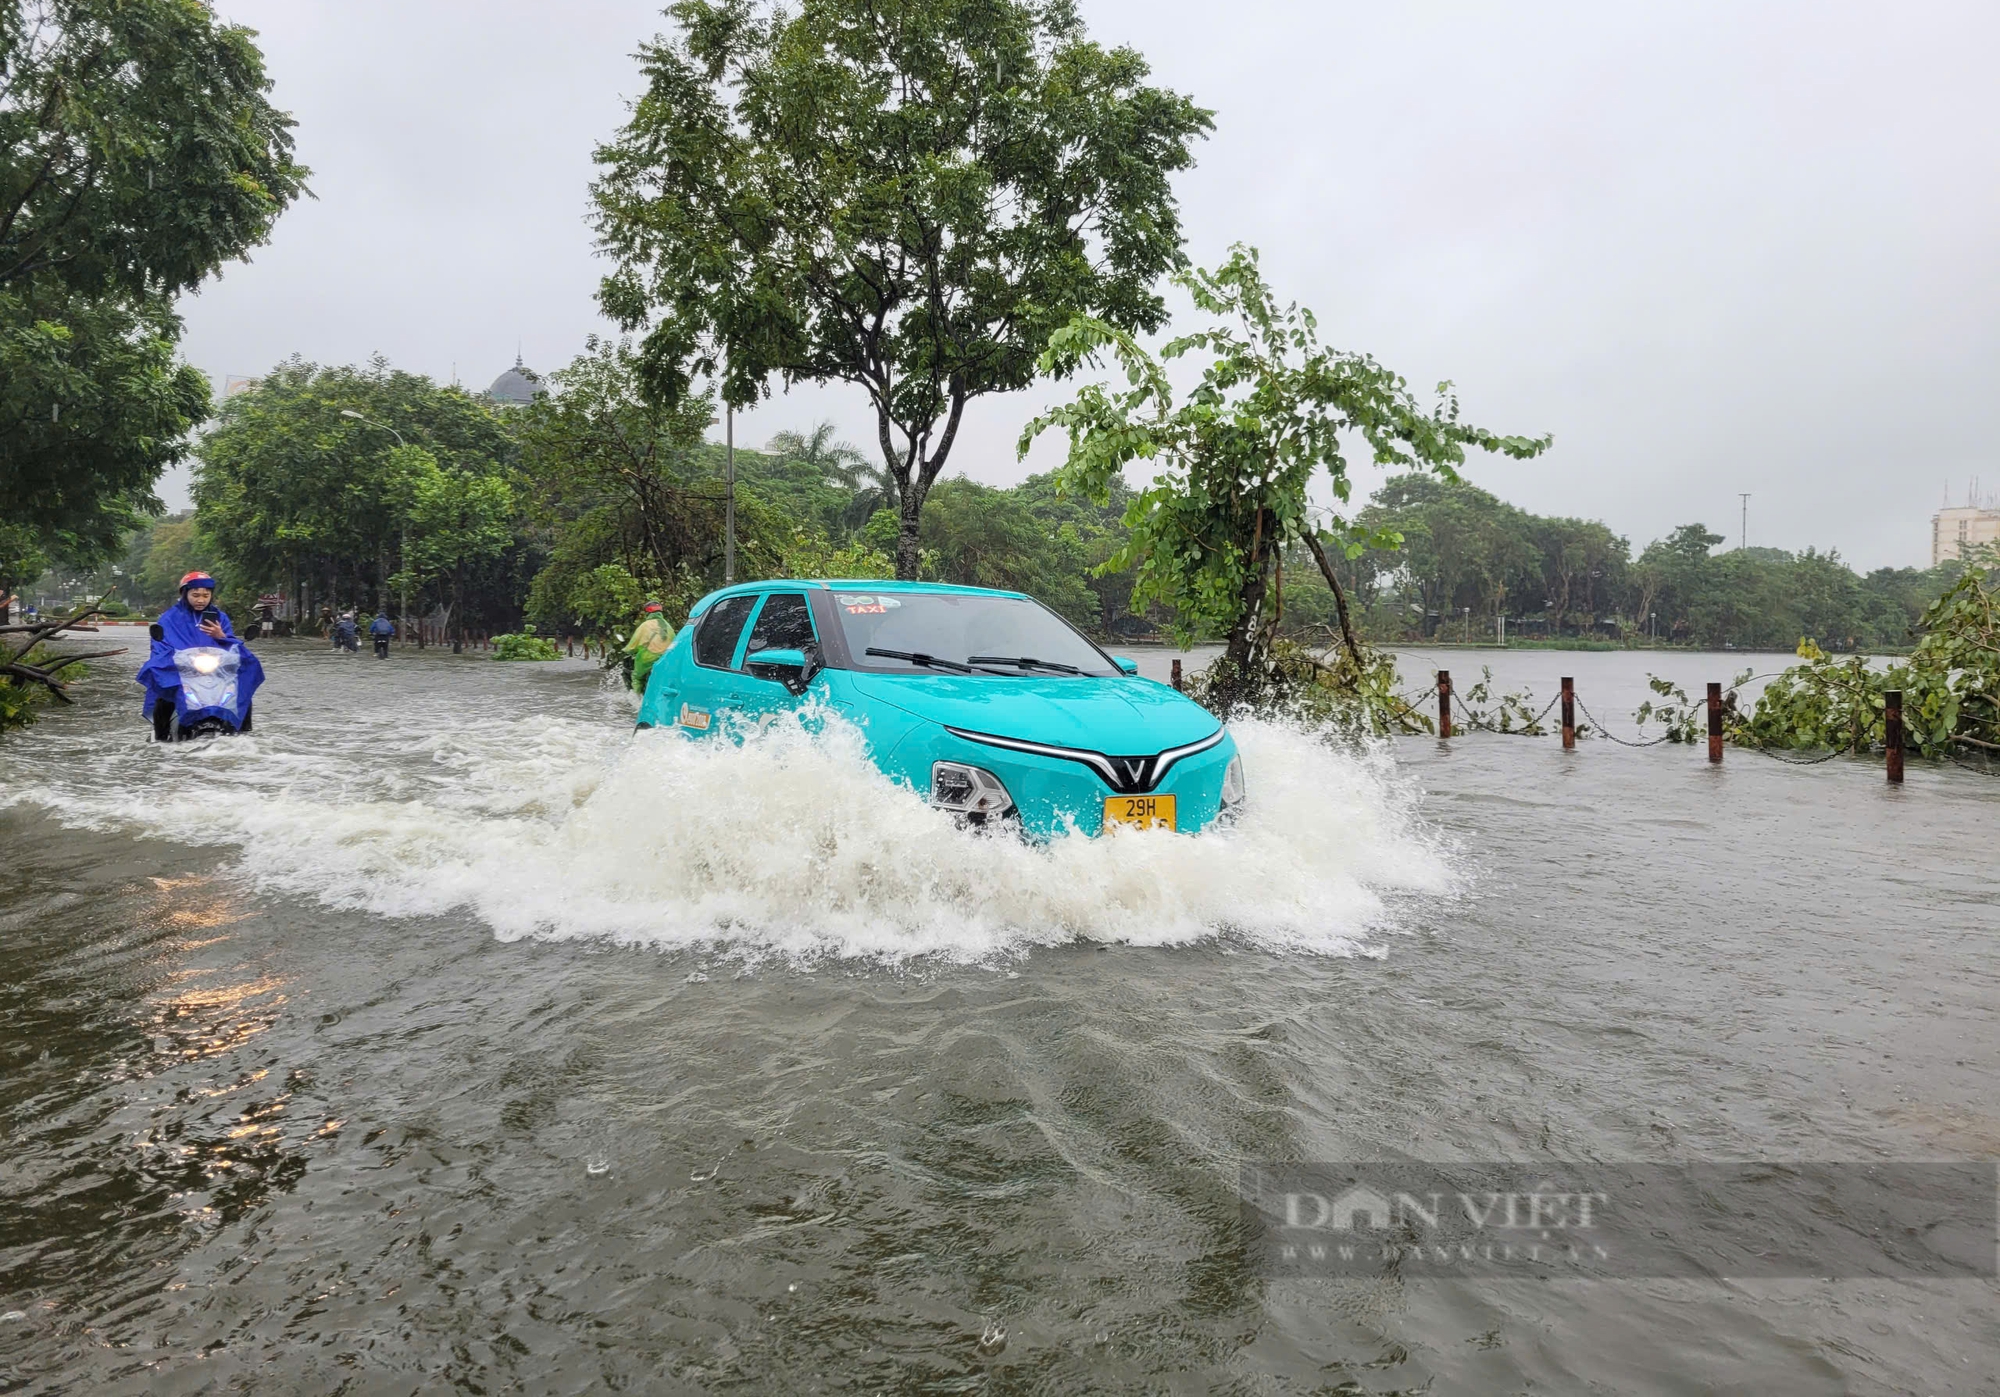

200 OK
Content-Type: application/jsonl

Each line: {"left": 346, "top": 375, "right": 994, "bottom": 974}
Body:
{"left": 1570, "top": 693, "right": 1679, "bottom": 748}
{"left": 1449, "top": 688, "right": 1560, "bottom": 736}
{"left": 1404, "top": 661, "right": 1995, "bottom": 774}
{"left": 1738, "top": 743, "right": 1849, "bottom": 766}
{"left": 1946, "top": 744, "right": 2000, "bottom": 776}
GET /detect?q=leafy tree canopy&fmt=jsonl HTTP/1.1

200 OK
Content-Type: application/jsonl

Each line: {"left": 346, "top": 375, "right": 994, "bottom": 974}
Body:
{"left": 1, "top": 279, "right": 209, "bottom": 558}
{"left": 1024, "top": 245, "right": 1549, "bottom": 699}
{"left": 1, "top": 0, "right": 305, "bottom": 569}
{"left": 2, "top": 0, "right": 306, "bottom": 298}
{"left": 591, "top": 0, "right": 1211, "bottom": 577}
{"left": 194, "top": 358, "right": 519, "bottom": 625}
{"left": 915, "top": 477, "right": 1101, "bottom": 629}
{"left": 514, "top": 340, "right": 871, "bottom": 632}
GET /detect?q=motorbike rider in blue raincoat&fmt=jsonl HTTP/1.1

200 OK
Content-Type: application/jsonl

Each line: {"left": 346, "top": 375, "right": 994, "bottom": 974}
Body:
{"left": 137, "top": 572, "right": 265, "bottom": 740}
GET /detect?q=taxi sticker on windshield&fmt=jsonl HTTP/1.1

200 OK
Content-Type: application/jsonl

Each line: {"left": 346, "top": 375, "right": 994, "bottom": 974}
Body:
{"left": 677, "top": 703, "right": 711, "bottom": 731}
{"left": 836, "top": 593, "right": 900, "bottom": 613}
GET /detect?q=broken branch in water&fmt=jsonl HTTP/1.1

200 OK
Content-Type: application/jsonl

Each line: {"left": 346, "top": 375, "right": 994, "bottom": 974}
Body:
{"left": 3, "top": 600, "right": 126, "bottom": 702}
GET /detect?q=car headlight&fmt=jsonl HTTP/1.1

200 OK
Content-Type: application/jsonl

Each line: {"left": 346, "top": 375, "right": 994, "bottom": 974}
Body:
{"left": 1221, "top": 754, "right": 1246, "bottom": 807}
{"left": 931, "top": 762, "right": 1014, "bottom": 816}
{"left": 190, "top": 652, "right": 221, "bottom": 675}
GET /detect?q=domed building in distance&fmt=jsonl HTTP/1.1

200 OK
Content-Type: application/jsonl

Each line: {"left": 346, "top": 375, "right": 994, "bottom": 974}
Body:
{"left": 485, "top": 354, "right": 542, "bottom": 407}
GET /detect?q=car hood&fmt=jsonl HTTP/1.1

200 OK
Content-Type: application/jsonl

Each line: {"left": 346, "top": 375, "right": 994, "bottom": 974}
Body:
{"left": 845, "top": 672, "right": 1220, "bottom": 754}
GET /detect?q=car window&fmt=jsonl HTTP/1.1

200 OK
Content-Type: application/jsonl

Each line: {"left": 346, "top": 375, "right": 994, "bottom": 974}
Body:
{"left": 741, "top": 593, "right": 815, "bottom": 664}
{"left": 693, "top": 595, "right": 757, "bottom": 669}
{"left": 829, "top": 591, "right": 1117, "bottom": 675}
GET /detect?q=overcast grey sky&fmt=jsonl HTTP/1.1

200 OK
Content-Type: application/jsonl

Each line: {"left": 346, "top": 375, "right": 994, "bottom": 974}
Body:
{"left": 173, "top": 0, "right": 2000, "bottom": 570}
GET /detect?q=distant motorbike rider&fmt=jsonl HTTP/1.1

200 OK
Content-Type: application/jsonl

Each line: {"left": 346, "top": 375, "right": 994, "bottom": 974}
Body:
{"left": 368, "top": 613, "right": 395, "bottom": 657}
{"left": 622, "top": 602, "right": 676, "bottom": 694}
{"left": 137, "top": 572, "right": 264, "bottom": 740}
{"left": 333, "top": 611, "right": 359, "bottom": 653}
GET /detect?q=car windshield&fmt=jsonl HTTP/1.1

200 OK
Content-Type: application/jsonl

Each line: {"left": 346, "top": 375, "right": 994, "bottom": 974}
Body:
{"left": 831, "top": 592, "right": 1118, "bottom": 676}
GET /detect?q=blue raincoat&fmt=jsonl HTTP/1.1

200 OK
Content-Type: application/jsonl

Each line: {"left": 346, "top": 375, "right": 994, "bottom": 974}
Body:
{"left": 138, "top": 598, "right": 265, "bottom": 730}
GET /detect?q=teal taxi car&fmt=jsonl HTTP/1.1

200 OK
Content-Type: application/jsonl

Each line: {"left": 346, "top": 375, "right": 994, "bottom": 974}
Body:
{"left": 635, "top": 580, "right": 1243, "bottom": 836}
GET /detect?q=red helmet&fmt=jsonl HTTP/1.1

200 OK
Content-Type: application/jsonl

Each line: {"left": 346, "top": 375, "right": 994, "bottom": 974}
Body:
{"left": 642, "top": 602, "right": 663, "bottom": 613}
{"left": 179, "top": 571, "right": 217, "bottom": 591}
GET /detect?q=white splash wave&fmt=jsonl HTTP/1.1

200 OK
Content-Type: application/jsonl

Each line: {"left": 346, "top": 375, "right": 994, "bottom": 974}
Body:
{"left": 4, "top": 697, "right": 1453, "bottom": 962}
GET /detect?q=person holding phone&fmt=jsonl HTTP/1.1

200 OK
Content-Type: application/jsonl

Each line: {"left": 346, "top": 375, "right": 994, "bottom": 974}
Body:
{"left": 137, "top": 572, "right": 266, "bottom": 740}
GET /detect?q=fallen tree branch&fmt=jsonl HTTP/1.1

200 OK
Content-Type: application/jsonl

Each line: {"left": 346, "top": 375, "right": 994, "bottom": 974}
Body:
{"left": 2, "top": 599, "right": 125, "bottom": 702}
{"left": 1949, "top": 733, "right": 2000, "bottom": 751}
{"left": 1300, "top": 529, "right": 1364, "bottom": 669}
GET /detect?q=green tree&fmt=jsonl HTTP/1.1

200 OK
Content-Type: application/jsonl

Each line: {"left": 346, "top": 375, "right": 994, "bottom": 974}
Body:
{"left": 2, "top": 0, "right": 305, "bottom": 299}
{"left": 1731, "top": 567, "right": 2000, "bottom": 756}
{"left": 916, "top": 478, "right": 1100, "bottom": 629}
{"left": 1633, "top": 524, "right": 1721, "bottom": 642}
{"left": 1025, "top": 246, "right": 1547, "bottom": 698}
{"left": 194, "top": 358, "right": 519, "bottom": 622}
{"left": 591, "top": 0, "right": 1212, "bottom": 578}
{"left": 1534, "top": 516, "right": 1628, "bottom": 633}
{"left": 1008, "top": 469, "right": 1145, "bottom": 633}
{"left": 1, "top": 284, "right": 211, "bottom": 561}
{"left": 127, "top": 512, "right": 203, "bottom": 606}
{"left": 514, "top": 338, "right": 731, "bottom": 602}
{"left": 395, "top": 452, "right": 516, "bottom": 651}
{"left": 766, "top": 422, "right": 868, "bottom": 490}
{"left": 1368, "top": 480, "right": 1544, "bottom": 635}
{"left": 769, "top": 421, "right": 894, "bottom": 530}
{"left": 2, "top": 0, "right": 305, "bottom": 564}
{"left": 515, "top": 339, "right": 856, "bottom": 628}
{"left": 564, "top": 563, "right": 647, "bottom": 644}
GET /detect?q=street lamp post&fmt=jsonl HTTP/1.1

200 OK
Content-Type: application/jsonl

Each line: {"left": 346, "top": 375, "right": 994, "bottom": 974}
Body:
{"left": 339, "top": 410, "right": 412, "bottom": 643}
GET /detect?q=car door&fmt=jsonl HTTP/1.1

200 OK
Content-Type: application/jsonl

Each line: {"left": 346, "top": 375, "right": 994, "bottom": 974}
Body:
{"left": 729, "top": 590, "right": 820, "bottom": 726}
{"left": 673, "top": 593, "right": 759, "bottom": 735}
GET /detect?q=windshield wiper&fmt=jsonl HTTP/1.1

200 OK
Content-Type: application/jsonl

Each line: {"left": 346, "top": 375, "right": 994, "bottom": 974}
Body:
{"left": 966, "top": 655, "right": 1084, "bottom": 675}
{"left": 865, "top": 647, "right": 974, "bottom": 673}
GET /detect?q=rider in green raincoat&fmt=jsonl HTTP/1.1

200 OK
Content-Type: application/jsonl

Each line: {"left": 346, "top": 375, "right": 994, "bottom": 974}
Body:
{"left": 622, "top": 602, "right": 675, "bottom": 693}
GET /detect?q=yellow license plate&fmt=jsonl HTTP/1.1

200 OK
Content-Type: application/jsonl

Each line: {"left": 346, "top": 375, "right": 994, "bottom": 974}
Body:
{"left": 1104, "top": 794, "right": 1176, "bottom": 831}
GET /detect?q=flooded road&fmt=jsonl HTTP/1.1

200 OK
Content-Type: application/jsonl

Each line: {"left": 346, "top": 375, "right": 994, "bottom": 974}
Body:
{"left": 2, "top": 639, "right": 1995, "bottom": 1393}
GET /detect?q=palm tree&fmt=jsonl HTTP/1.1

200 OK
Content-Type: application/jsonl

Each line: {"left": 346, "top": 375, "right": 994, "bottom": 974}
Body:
{"left": 767, "top": 422, "right": 895, "bottom": 529}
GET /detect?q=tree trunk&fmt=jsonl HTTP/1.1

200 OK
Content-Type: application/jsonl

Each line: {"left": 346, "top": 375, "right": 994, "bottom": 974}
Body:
{"left": 1222, "top": 569, "right": 1268, "bottom": 673}
{"left": 1215, "top": 513, "right": 1277, "bottom": 706}
{"left": 880, "top": 385, "right": 964, "bottom": 581}
{"left": 895, "top": 479, "right": 926, "bottom": 581}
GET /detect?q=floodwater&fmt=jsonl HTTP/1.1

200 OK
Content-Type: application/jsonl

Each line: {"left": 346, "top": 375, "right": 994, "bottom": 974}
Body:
{"left": 1, "top": 638, "right": 1995, "bottom": 1394}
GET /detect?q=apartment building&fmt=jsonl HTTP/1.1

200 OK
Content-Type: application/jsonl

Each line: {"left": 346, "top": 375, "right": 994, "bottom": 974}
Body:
{"left": 1933, "top": 504, "right": 2000, "bottom": 566}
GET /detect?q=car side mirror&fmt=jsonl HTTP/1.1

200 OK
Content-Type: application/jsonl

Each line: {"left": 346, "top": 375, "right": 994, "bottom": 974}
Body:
{"left": 744, "top": 645, "right": 820, "bottom": 696}
{"left": 149, "top": 622, "right": 164, "bottom": 641}
{"left": 1113, "top": 656, "right": 1139, "bottom": 676}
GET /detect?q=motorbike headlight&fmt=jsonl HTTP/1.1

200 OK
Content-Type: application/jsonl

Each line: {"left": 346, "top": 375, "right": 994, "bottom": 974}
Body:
{"left": 190, "top": 652, "right": 221, "bottom": 675}
{"left": 1221, "top": 754, "right": 1246, "bottom": 807}
{"left": 931, "top": 761, "right": 1014, "bottom": 816}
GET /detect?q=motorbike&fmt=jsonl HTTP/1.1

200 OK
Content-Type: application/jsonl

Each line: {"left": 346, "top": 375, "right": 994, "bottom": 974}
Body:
{"left": 373, "top": 634, "right": 390, "bottom": 658}
{"left": 333, "top": 625, "right": 359, "bottom": 653}
{"left": 148, "top": 621, "right": 255, "bottom": 739}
